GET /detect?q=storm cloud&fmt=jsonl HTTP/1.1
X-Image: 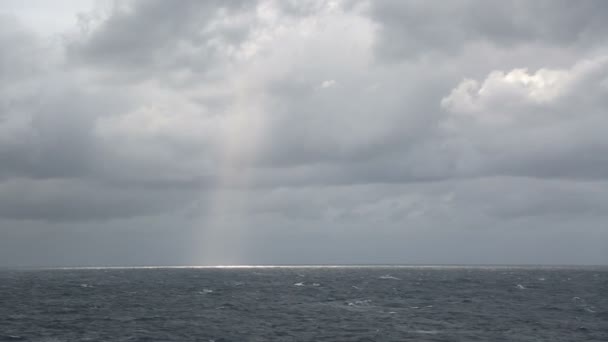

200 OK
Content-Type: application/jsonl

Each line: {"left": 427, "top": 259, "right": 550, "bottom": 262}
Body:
{"left": 0, "top": 0, "right": 607, "bottom": 266}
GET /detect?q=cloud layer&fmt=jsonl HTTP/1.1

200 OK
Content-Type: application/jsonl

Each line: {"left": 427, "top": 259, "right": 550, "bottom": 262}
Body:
{"left": 1, "top": 0, "right": 607, "bottom": 266}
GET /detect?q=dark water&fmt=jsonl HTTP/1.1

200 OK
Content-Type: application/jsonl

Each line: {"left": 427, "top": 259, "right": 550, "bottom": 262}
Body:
{"left": 0, "top": 266, "right": 606, "bottom": 341}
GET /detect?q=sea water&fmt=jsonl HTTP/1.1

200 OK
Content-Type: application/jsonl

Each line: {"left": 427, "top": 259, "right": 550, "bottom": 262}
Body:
{"left": 0, "top": 266, "right": 606, "bottom": 341}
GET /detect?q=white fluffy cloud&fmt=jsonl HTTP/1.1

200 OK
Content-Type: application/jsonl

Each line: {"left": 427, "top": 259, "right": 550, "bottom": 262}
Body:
{"left": 440, "top": 56, "right": 608, "bottom": 180}
{"left": 442, "top": 57, "right": 608, "bottom": 118}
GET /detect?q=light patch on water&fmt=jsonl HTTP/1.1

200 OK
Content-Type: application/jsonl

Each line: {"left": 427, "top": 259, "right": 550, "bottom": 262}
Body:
{"left": 39, "top": 264, "right": 603, "bottom": 271}
{"left": 413, "top": 330, "right": 440, "bottom": 335}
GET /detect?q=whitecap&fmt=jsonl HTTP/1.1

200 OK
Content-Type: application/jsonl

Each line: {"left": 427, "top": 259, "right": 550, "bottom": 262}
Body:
{"left": 516, "top": 284, "right": 526, "bottom": 289}
{"left": 293, "top": 282, "right": 305, "bottom": 286}
{"left": 379, "top": 275, "right": 400, "bottom": 280}
{"left": 347, "top": 299, "right": 372, "bottom": 306}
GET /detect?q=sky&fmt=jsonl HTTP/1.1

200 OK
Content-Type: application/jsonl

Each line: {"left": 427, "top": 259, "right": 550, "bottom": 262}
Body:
{"left": 1, "top": 0, "right": 607, "bottom": 267}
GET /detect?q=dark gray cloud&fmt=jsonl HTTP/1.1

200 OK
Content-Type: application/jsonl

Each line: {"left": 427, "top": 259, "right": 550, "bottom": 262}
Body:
{"left": 369, "top": 0, "right": 608, "bottom": 60}
{"left": 0, "top": 0, "right": 607, "bottom": 265}
{"left": 0, "top": 178, "right": 199, "bottom": 221}
{"left": 68, "top": 0, "right": 254, "bottom": 81}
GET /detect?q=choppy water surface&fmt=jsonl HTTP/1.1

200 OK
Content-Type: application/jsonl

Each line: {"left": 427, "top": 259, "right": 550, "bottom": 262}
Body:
{"left": 0, "top": 266, "right": 606, "bottom": 341}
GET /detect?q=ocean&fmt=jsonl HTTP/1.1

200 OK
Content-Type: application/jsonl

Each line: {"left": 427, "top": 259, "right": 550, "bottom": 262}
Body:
{"left": 0, "top": 266, "right": 606, "bottom": 341}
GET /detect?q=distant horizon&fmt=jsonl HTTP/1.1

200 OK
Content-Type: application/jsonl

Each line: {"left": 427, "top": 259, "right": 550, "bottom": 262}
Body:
{"left": 5, "top": 263, "right": 608, "bottom": 270}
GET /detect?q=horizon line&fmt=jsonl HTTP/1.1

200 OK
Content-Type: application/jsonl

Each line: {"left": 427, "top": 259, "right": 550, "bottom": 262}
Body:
{"left": 3, "top": 263, "right": 607, "bottom": 270}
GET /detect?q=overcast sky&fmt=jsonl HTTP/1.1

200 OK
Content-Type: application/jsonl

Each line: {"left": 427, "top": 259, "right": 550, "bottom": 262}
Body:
{"left": 1, "top": 0, "right": 607, "bottom": 267}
